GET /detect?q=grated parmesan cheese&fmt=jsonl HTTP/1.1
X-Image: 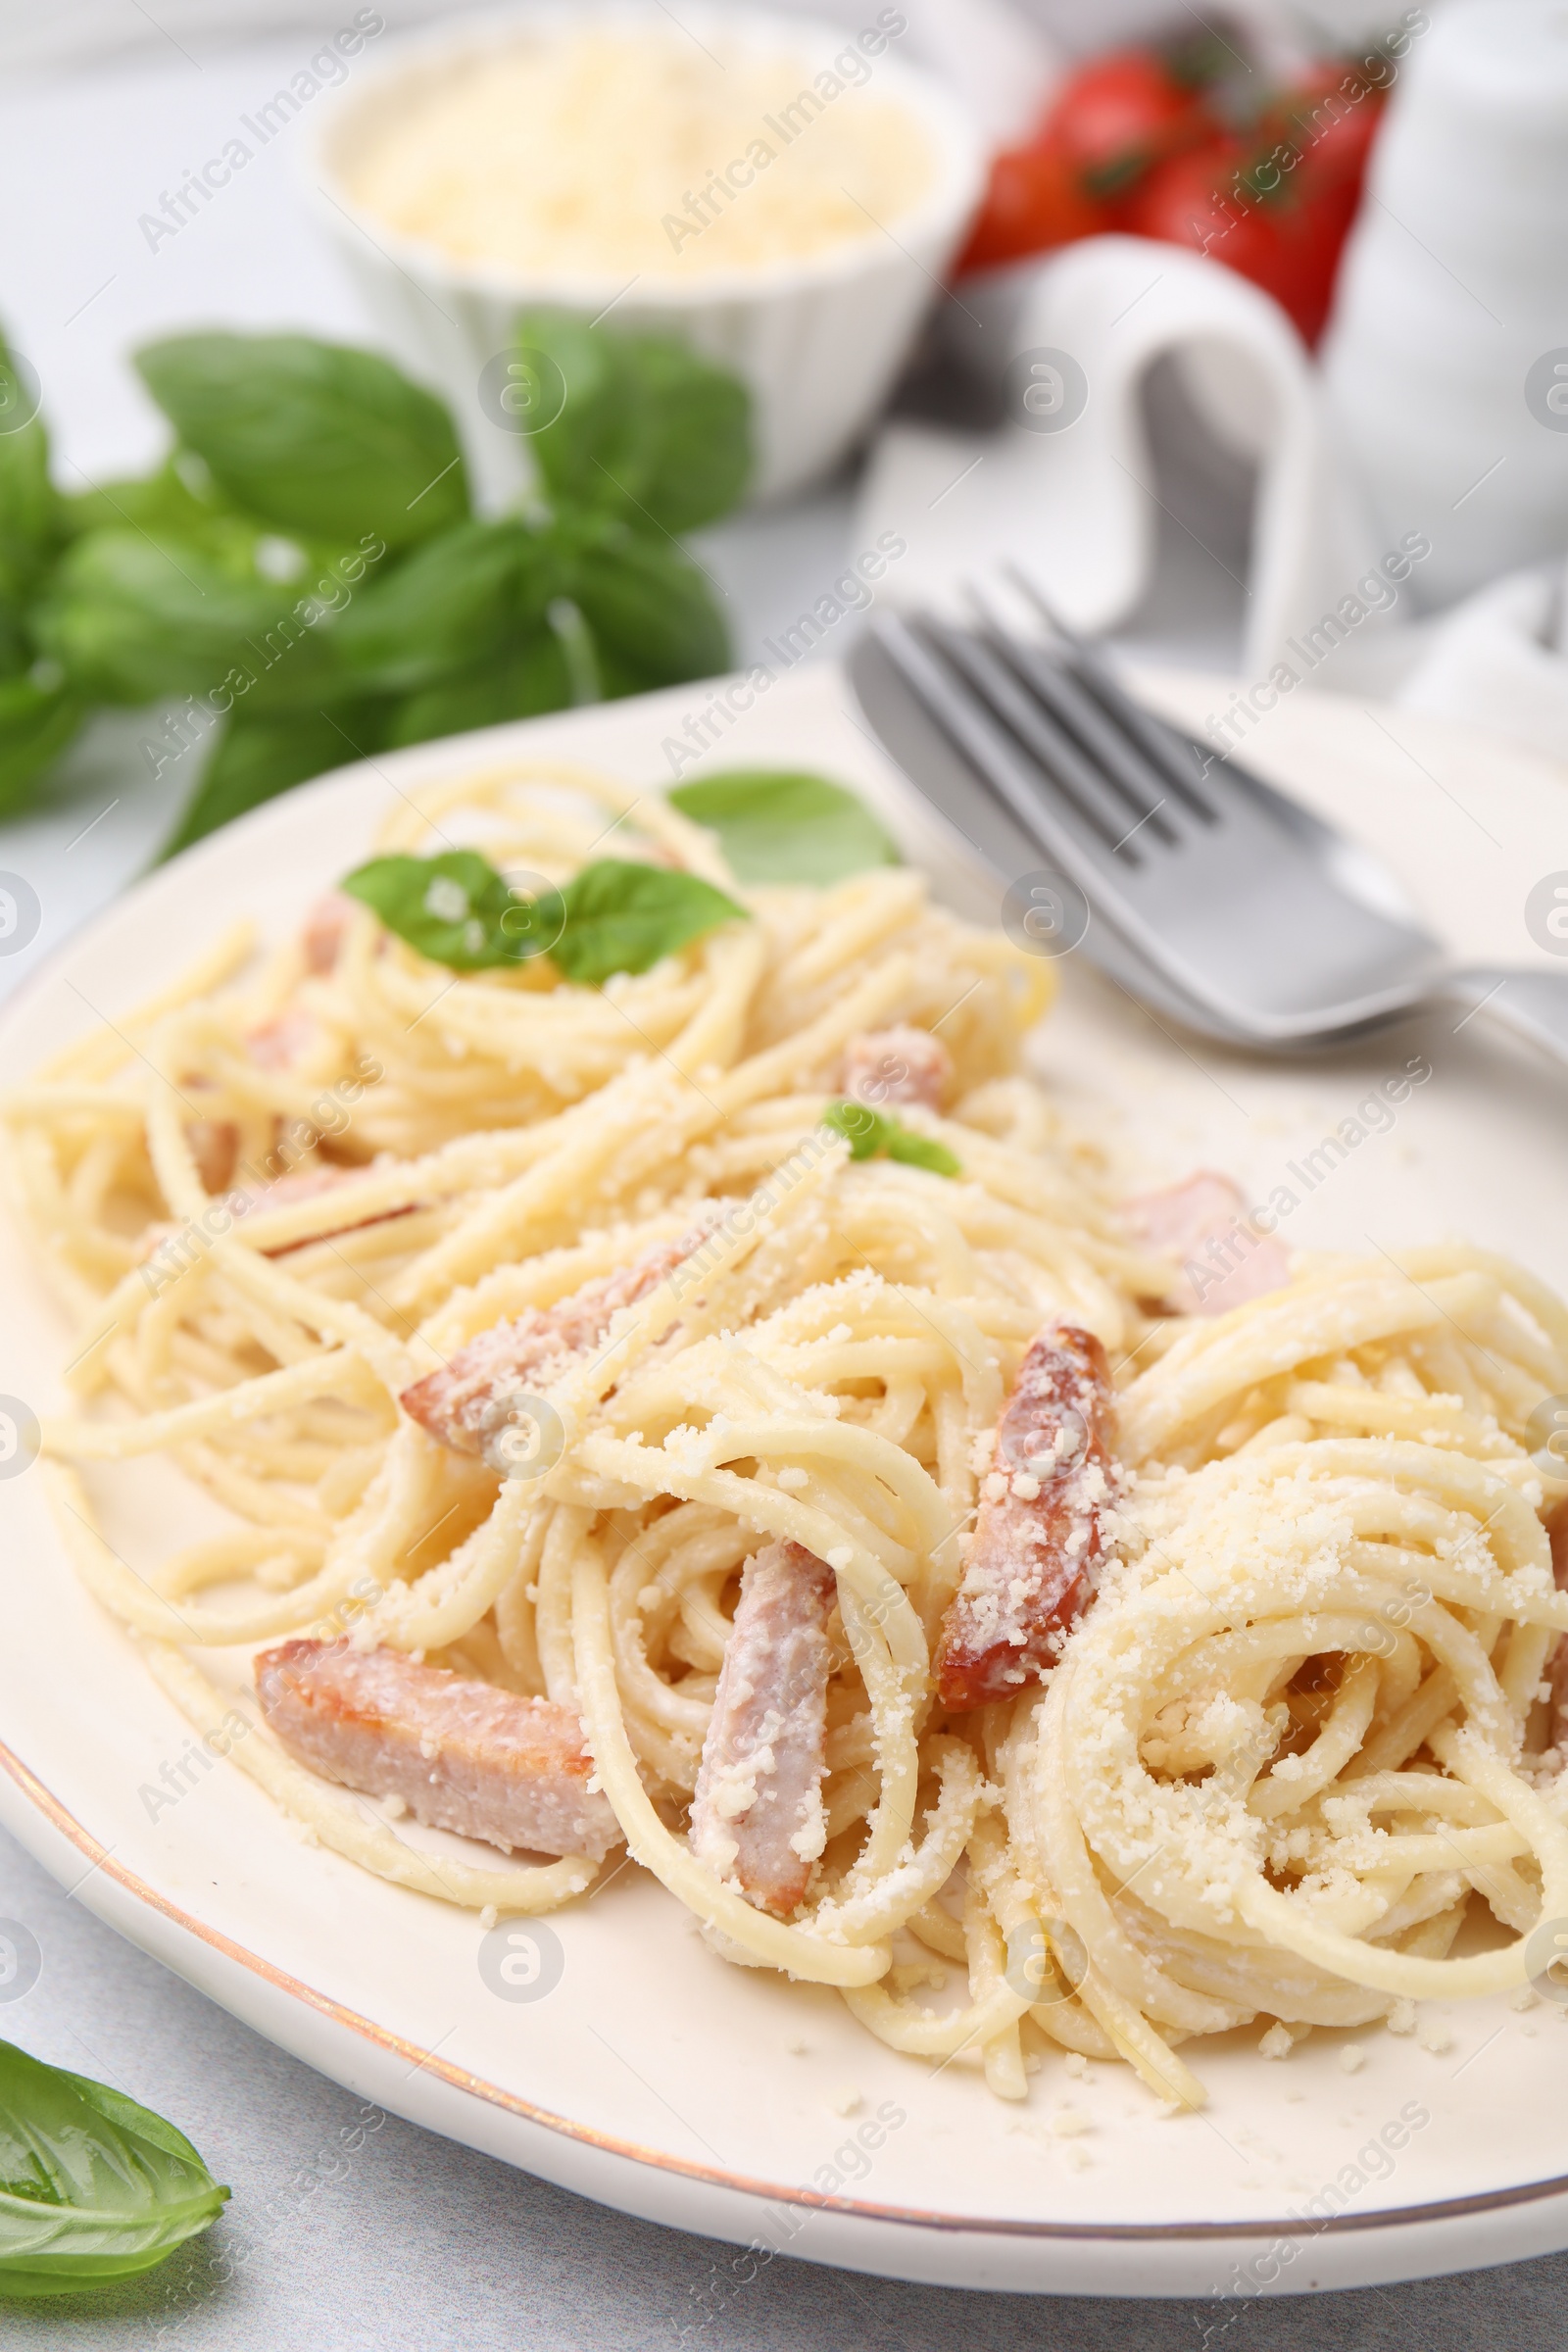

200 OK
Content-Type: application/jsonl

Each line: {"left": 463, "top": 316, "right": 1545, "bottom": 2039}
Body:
{"left": 343, "top": 28, "right": 935, "bottom": 283}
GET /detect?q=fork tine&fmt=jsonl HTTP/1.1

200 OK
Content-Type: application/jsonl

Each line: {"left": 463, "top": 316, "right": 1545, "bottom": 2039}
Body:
{"left": 871, "top": 613, "right": 1121, "bottom": 867}
{"left": 966, "top": 582, "right": 1182, "bottom": 850}
{"left": 927, "top": 618, "right": 1168, "bottom": 858}
{"left": 1003, "top": 564, "right": 1218, "bottom": 822}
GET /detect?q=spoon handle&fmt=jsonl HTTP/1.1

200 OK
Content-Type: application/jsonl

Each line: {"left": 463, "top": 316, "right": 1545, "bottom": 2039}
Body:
{"left": 1446, "top": 967, "right": 1568, "bottom": 1068}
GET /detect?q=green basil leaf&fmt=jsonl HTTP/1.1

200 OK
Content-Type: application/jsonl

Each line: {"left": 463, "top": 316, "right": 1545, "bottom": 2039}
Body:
{"left": 822, "top": 1099, "right": 882, "bottom": 1159}
{"left": 59, "top": 458, "right": 220, "bottom": 545}
{"left": 0, "top": 673, "right": 85, "bottom": 816}
{"left": 334, "top": 519, "right": 558, "bottom": 696}
{"left": 340, "top": 851, "right": 745, "bottom": 982}
{"left": 63, "top": 461, "right": 265, "bottom": 571}
{"left": 568, "top": 531, "right": 728, "bottom": 694}
{"left": 59, "top": 462, "right": 374, "bottom": 613}
{"left": 384, "top": 632, "right": 571, "bottom": 749}
{"left": 886, "top": 1129, "right": 962, "bottom": 1178}
{"left": 339, "top": 850, "right": 529, "bottom": 969}
{"left": 0, "top": 338, "right": 63, "bottom": 621}
{"left": 821, "top": 1100, "right": 960, "bottom": 1177}
{"left": 550, "top": 858, "right": 747, "bottom": 985}
{"left": 0, "top": 2037, "right": 228, "bottom": 2297}
{"left": 340, "top": 847, "right": 564, "bottom": 973}
{"left": 341, "top": 849, "right": 563, "bottom": 973}
{"left": 134, "top": 332, "right": 469, "bottom": 552}
{"left": 520, "top": 314, "right": 751, "bottom": 534}
{"left": 32, "top": 530, "right": 318, "bottom": 707}
{"left": 159, "top": 701, "right": 390, "bottom": 861}
{"left": 668, "top": 770, "right": 901, "bottom": 886}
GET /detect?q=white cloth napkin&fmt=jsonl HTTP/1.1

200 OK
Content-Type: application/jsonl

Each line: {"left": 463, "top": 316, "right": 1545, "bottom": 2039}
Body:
{"left": 857, "top": 235, "right": 1389, "bottom": 679}
{"left": 1392, "top": 568, "right": 1568, "bottom": 765}
{"left": 855, "top": 234, "right": 1568, "bottom": 775}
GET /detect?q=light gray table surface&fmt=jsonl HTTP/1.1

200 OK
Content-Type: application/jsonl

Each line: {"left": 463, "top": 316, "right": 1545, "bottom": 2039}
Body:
{"left": 2, "top": 24, "right": 1564, "bottom": 2350}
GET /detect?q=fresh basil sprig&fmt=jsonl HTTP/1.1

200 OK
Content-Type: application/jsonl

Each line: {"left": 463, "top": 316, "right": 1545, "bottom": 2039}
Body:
{"left": 0, "top": 320, "right": 747, "bottom": 848}
{"left": 341, "top": 851, "right": 746, "bottom": 984}
{"left": 822, "top": 1099, "right": 960, "bottom": 1177}
{"left": 0, "top": 2038, "right": 228, "bottom": 2298}
{"left": 669, "top": 770, "right": 900, "bottom": 886}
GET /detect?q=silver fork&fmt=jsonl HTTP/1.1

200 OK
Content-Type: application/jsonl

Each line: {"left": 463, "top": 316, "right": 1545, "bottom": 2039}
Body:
{"left": 847, "top": 576, "right": 1568, "bottom": 1064}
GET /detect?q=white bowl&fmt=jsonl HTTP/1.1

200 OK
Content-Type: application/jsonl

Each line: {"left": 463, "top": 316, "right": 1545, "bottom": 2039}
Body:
{"left": 305, "top": 2, "right": 986, "bottom": 509}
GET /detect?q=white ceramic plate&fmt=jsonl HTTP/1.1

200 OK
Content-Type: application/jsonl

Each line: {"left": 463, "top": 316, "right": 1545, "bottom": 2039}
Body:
{"left": 4, "top": 662, "right": 1568, "bottom": 2300}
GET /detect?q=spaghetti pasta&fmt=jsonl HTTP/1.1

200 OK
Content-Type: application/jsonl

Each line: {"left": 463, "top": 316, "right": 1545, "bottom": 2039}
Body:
{"left": 8, "top": 756, "right": 1568, "bottom": 2111}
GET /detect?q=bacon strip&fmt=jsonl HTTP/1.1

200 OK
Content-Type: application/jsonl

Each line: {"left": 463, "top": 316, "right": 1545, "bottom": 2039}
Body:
{"left": 303, "top": 891, "right": 355, "bottom": 976}
{"left": 184, "top": 1117, "right": 238, "bottom": 1195}
{"left": 1547, "top": 1505, "right": 1568, "bottom": 1756}
{"left": 689, "top": 1541, "right": 837, "bottom": 1916}
{"left": 839, "top": 1025, "right": 951, "bottom": 1111}
{"left": 936, "top": 1322, "right": 1117, "bottom": 1711}
{"left": 1124, "top": 1170, "right": 1292, "bottom": 1317}
{"left": 246, "top": 1008, "right": 325, "bottom": 1072}
{"left": 255, "top": 1640, "right": 621, "bottom": 1860}
{"left": 401, "top": 1224, "right": 711, "bottom": 1468}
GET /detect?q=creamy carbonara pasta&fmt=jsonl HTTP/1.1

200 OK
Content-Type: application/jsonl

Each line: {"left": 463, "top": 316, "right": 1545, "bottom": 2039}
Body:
{"left": 8, "top": 759, "right": 1568, "bottom": 2112}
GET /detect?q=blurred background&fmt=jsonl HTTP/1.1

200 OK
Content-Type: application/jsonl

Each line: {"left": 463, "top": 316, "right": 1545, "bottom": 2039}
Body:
{"left": 0, "top": 0, "right": 1396, "bottom": 74}
{"left": 0, "top": 0, "right": 1563, "bottom": 983}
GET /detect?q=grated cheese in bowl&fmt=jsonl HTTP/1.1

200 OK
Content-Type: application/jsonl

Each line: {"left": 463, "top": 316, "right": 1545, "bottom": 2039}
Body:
{"left": 339, "top": 17, "right": 935, "bottom": 285}
{"left": 309, "top": 3, "right": 984, "bottom": 500}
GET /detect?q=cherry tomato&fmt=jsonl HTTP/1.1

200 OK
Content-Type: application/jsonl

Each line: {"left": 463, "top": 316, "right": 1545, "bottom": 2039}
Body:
{"left": 955, "top": 42, "right": 1384, "bottom": 327}
{"left": 956, "top": 137, "right": 1110, "bottom": 274}
{"left": 957, "top": 48, "right": 1223, "bottom": 276}
{"left": 1124, "top": 132, "right": 1365, "bottom": 347}
{"left": 1049, "top": 50, "right": 1217, "bottom": 199}
{"left": 1263, "top": 66, "right": 1387, "bottom": 195}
